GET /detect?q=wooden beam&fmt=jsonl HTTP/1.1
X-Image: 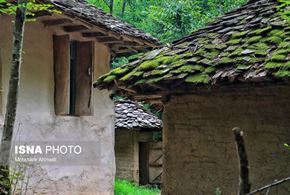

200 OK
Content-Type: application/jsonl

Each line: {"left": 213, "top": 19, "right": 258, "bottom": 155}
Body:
{"left": 127, "top": 47, "right": 139, "bottom": 53}
{"left": 43, "top": 18, "right": 73, "bottom": 26}
{"left": 82, "top": 32, "right": 106, "bottom": 37}
{"left": 118, "top": 86, "right": 137, "bottom": 94}
{"left": 111, "top": 50, "right": 117, "bottom": 58}
{"left": 63, "top": 25, "right": 89, "bottom": 32}
{"left": 110, "top": 42, "right": 139, "bottom": 49}
{"left": 116, "top": 48, "right": 136, "bottom": 54}
{"left": 104, "top": 41, "right": 124, "bottom": 44}
{"left": 96, "top": 37, "right": 122, "bottom": 43}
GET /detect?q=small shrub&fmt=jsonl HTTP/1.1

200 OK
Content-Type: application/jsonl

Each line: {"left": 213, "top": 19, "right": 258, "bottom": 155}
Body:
{"left": 114, "top": 179, "right": 160, "bottom": 195}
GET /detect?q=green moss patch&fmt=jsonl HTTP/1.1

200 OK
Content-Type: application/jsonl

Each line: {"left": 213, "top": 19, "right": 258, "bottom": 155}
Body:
{"left": 232, "top": 31, "right": 249, "bottom": 38}
{"left": 216, "top": 57, "right": 234, "bottom": 65}
{"left": 269, "top": 29, "right": 286, "bottom": 38}
{"left": 264, "top": 36, "right": 283, "bottom": 44}
{"left": 227, "top": 39, "right": 242, "bottom": 45}
{"left": 138, "top": 60, "right": 159, "bottom": 70}
{"left": 185, "top": 73, "right": 210, "bottom": 84}
{"left": 111, "top": 67, "right": 129, "bottom": 75}
{"left": 120, "top": 70, "right": 144, "bottom": 81}
{"left": 103, "top": 75, "right": 116, "bottom": 83}
{"left": 151, "top": 69, "right": 170, "bottom": 75}
{"left": 247, "top": 36, "right": 262, "bottom": 43}
{"left": 204, "top": 66, "right": 216, "bottom": 73}
{"left": 270, "top": 54, "right": 287, "bottom": 61}
{"left": 274, "top": 70, "right": 290, "bottom": 78}
{"left": 250, "top": 26, "right": 272, "bottom": 35}
{"left": 264, "top": 61, "right": 284, "bottom": 69}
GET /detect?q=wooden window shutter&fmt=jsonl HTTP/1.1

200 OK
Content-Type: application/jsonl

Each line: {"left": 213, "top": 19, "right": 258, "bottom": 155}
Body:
{"left": 53, "top": 35, "right": 70, "bottom": 115}
{"left": 75, "top": 41, "right": 93, "bottom": 116}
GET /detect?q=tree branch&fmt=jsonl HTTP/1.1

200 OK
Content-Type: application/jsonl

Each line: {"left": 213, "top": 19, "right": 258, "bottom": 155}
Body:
{"left": 247, "top": 177, "right": 290, "bottom": 195}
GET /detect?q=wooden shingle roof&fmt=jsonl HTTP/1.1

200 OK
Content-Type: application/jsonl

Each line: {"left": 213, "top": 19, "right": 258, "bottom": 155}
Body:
{"left": 115, "top": 100, "right": 162, "bottom": 130}
{"left": 48, "top": 0, "right": 159, "bottom": 45}
{"left": 95, "top": 0, "right": 290, "bottom": 95}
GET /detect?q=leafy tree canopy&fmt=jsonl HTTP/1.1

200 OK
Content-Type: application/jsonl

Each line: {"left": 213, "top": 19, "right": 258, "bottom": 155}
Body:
{"left": 0, "top": 0, "right": 57, "bottom": 16}
{"left": 87, "top": 0, "right": 248, "bottom": 43}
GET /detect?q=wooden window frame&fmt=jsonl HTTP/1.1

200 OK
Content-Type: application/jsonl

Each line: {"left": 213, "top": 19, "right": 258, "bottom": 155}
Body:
{"left": 53, "top": 35, "right": 93, "bottom": 116}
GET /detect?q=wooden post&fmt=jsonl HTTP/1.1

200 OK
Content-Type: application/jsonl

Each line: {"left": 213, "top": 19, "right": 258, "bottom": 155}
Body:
{"left": 233, "top": 127, "right": 251, "bottom": 195}
{"left": 75, "top": 41, "right": 93, "bottom": 116}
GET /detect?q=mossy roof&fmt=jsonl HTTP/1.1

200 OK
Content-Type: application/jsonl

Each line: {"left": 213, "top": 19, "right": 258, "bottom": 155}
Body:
{"left": 95, "top": 0, "right": 290, "bottom": 94}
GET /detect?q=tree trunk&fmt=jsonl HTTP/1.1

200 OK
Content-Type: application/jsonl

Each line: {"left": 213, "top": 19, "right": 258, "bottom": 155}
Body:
{"left": 121, "top": 0, "right": 126, "bottom": 17}
{"left": 0, "top": 0, "right": 27, "bottom": 194}
{"left": 109, "top": 0, "right": 114, "bottom": 14}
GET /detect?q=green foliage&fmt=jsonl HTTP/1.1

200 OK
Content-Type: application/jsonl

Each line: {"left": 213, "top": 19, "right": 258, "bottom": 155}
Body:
{"left": 111, "top": 53, "right": 144, "bottom": 69}
{"left": 90, "top": 0, "right": 248, "bottom": 70}
{"left": 111, "top": 57, "right": 129, "bottom": 69}
{"left": 215, "top": 187, "right": 222, "bottom": 195}
{"left": 115, "top": 178, "right": 160, "bottom": 195}
{"left": 284, "top": 143, "right": 290, "bottom": 150}
{"left": 87, "top": 0, "right": 247, "bottom": 43}
{"left": 0, "top": 166, "right": 10, "bottom": 194}
{"left": 0, "top": 0, "right": 57, "bottom": 16}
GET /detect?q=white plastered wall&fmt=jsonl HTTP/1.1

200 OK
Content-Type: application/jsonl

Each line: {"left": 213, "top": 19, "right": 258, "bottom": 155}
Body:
{"left": 0, "top": 15, "right": 115, "bottom": 195}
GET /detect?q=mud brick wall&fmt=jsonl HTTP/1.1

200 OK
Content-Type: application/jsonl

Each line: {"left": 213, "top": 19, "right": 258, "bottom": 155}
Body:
{"left": 115, "top": 130, "right": 139, "bottom": 183}
{"left": 162, "top": 85, "right": 290, "bottom": 195}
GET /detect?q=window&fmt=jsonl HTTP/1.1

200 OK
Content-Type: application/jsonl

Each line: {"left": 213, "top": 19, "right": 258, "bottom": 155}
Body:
{"left": 53, "top": 35, "right": 93, "bottom": 116}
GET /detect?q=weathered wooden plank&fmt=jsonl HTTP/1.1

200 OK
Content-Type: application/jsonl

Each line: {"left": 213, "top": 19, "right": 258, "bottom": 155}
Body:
{"left": 75, "top": 41, "right": 93, "bottom": 116}
{"left": 139, "top": 142, "right": 149, "bottom": 185}
{"left": 148, "top": 142, "right": 163, "bottom": 184}
{"left": 96, "top": 36, "right": 120, "bottom": 43}
{"left": 63, "top": 25, "right": 88, "bottom": 32}
{"left": 43, "top": 18, "right": 73, "bottom": 26}
{"left": 82, "top": 32, "right": 106, "bottom": 37}
{"left": 53, "top": 35, "right": 70, "bottom": 115}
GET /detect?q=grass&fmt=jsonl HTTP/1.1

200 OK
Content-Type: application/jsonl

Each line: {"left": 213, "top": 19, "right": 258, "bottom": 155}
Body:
{"left": 114, "top": 179, "right": 160, "bottom": 195}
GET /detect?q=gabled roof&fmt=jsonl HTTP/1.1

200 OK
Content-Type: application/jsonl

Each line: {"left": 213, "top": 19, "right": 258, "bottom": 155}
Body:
{"left": 115, "top": 100, "right": 162, "bottom": 130}
{"left": 95, "top": 0, "right": 290, "bottom": 94}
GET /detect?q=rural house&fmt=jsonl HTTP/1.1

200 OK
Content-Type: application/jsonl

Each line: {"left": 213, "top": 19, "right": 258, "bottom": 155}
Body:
{"left": 0, "top": 0, "right": 159, "bottom": 194}
{"left": 115, "top": 100, "right": 162, "bottom": 185}
{"left": 96, "top": 0, "right": 290, "bottom": 194}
